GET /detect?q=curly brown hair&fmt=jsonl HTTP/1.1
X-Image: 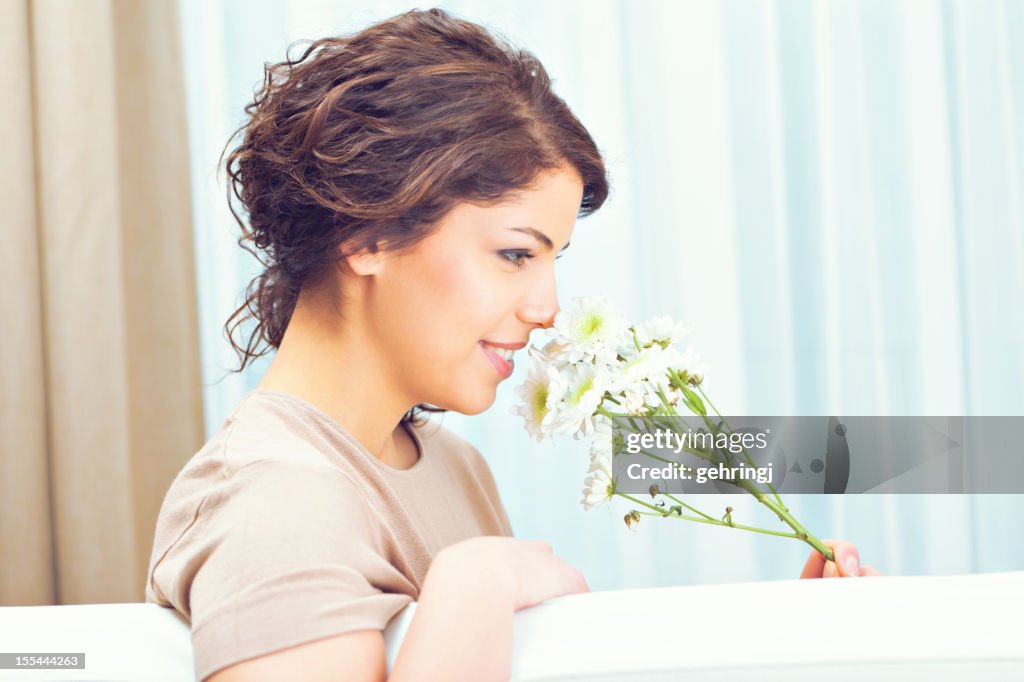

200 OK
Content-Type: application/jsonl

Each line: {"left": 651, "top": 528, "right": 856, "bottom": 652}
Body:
{"left": 221, "top": 8, "right": 609, "bottom": 423}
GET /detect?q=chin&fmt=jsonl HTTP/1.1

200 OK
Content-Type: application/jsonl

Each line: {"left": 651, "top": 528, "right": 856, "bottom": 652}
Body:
{"left": 433, "top": 387, "right": 498, "bottom": 416}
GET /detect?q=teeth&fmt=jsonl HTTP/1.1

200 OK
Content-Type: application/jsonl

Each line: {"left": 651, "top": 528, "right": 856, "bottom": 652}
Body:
{"left": 483, "top": 343, "right": 515, "bottom": 362}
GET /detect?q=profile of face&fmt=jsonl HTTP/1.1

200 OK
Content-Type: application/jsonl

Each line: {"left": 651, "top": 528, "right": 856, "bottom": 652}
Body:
{"left": 346, "top": 166, "right": 584, "bottom": 415}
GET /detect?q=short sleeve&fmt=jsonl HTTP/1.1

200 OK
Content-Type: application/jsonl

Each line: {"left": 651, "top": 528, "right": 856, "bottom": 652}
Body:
{"left": 182, "top": 461, "right": 413, "bottom": 680}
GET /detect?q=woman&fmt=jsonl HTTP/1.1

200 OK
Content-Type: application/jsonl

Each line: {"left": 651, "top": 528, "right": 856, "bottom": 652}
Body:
{"left": 146, "top": 8, "right": 877, "bottom": 682}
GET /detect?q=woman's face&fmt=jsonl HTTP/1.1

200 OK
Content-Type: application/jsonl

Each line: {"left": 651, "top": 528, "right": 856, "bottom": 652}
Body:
{"left": 356, "top": 166, "right": 584, "bottom": 415}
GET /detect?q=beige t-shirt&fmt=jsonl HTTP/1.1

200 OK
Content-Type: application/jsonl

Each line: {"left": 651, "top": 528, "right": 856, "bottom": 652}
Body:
{"left": 145, "top": 388, "right": 513, "bottom": 681}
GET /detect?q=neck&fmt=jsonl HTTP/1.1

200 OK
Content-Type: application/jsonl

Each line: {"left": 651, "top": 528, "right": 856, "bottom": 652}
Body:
{"left": 255, "top": 284, "right": 415, "bottom": 467}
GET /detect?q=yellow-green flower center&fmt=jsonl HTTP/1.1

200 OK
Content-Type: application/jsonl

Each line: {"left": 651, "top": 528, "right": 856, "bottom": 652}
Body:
{"left": 531, "top": 384, "right": 549, "bottom": 421}
{"left": 568, "top": 376, "right": 595, "bottom": 406}
{"left": 577, "top": 313, "right": 603, "bottom": 339}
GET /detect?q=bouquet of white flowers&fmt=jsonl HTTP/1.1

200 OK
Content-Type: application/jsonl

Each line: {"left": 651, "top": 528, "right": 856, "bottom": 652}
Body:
{"left": 513, "top": 296, "right": 835, "bottom": 563}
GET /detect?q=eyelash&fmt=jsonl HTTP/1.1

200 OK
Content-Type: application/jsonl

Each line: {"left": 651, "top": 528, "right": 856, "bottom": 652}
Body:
{"left": 500, "top": 250, "right": 533, "bottom": 270}
{"left": 499, "top": 250, "right": 564, "bottom": 270}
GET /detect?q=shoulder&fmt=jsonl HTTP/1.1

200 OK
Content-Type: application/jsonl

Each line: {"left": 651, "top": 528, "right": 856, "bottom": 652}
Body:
{"left": 147, "top": 390, "right": 373, "bottom": 568}
{"left": 146, "top": 399, "right": 386, "bottom": 613}
{"left": 181, "top": 460, "right": 411, "bottom": 681}
{"left": 217, "top": 390, "right": 346, "bottom": 472}
{"left": 166, "top": 457, "right": 379, "bottom": 557}
{"left": 219, "top": 459, "right": 371, "bottom": 525}
{"left": 147, "top": 458, "right": 379, "bottom": 593}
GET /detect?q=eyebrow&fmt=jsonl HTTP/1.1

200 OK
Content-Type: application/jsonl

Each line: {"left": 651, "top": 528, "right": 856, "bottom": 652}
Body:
{"left": 507, "top": 226, "right": 571, "bottom": 253}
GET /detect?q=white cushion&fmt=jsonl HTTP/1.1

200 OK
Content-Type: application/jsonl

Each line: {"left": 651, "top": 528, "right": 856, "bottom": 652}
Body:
{"left": 0, "top": 602, "right": 194, "bottom": 681}
{"left": 2, "top": 571, "right": 1022, "bottom": 681}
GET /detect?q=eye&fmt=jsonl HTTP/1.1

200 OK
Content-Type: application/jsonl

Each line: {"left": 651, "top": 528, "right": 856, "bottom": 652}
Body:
{"left": 499, "top": 249, "right": 535, "bottom": 270}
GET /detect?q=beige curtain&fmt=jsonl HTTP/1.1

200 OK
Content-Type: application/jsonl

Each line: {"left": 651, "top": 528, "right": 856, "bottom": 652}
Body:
{"left": 0, "top": 0, "right": 203, "bottom": 605}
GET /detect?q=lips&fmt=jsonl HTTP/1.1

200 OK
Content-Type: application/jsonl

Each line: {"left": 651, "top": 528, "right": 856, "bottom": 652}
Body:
{"left": 480, "top": 341, "right": 515, "bottom": 379}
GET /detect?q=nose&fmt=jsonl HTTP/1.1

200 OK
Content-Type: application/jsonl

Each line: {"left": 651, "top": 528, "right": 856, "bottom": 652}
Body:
{"left": 517, "top": 264, "right": 560, "bottom": 330}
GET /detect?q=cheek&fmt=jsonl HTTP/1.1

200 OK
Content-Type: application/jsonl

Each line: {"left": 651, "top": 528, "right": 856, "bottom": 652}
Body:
{"left": 379, "top": 250, "right": 515, "bottom": 414}
{"left": 387, "top": 251, "right": 496, "bottom": 354}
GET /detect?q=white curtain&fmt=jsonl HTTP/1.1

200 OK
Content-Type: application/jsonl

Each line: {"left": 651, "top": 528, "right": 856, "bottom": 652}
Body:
{"left": 178, "top": 0, "right": 1024, "bottom": 590}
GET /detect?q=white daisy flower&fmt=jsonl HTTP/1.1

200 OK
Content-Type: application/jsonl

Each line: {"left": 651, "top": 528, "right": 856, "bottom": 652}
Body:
{"left": 511, "top": 363, "right": 567, "bottom": 442}
{"left": 676, "top": 344, "right": 710, "bottom": 379}
{"left": 603, "top": 344, "right": 682, "bottom": 415}
{"left": 608, "top": 344, "right": 680, "bottom": 393}
{"left": 621, "top": 385, "right": 647, "bottom": 415}
{"left": 552, "top": 363, "right": 608, "bottom": 439}
{"left": 634, "top": 314, "right": 691, "bottom": 349}
{"left": 528, "top": 336, "right": 572, "bottom": 368}
{"left": 552, "top": 296, "right": 629, "bottom": 365}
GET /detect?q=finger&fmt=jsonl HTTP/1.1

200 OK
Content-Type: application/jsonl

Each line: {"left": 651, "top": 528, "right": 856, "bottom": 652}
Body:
{"left": 565, "top": 567, "right": 589, "bottom": 594}
{"left": 823, "top": 560, "right": 838, "bottom": 578}
{"left": 799, "top": 549, "right": 826, "bottom": 579}
{"left": 832, "top": 541, "right": 861, "bottom": 578}
{"left": 859, "top": 564, "right": 883, "bottom": 577}
{"left": 799, "top": 538, "right": 841, "bottom": 579}
{"left": 578, "top": 571, "right": 591, "bottom": 592}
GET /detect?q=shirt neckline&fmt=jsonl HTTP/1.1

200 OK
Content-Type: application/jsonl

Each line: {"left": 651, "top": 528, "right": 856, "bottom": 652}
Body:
{"left": 246, "top": 387, "right": 427, "bottom": 475}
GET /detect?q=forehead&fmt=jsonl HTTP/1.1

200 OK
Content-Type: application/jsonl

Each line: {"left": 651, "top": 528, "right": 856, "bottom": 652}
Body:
{"left": 439, "top": 167, "right": 583, "bottom": 243}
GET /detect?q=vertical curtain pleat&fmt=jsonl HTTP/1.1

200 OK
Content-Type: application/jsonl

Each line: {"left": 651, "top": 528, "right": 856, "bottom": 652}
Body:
{"left": 0, "top": 0, "right": 56, "bottom": 606}
{"left": 31, "top": 0, "right": 138, "bottom": 605}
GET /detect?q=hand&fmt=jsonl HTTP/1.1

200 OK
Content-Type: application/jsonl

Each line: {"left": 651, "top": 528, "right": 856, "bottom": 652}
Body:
{"left": 433, "top": 536, "right": 589, "bottom": 611}
{"left": 799, "top": 538, "right": 883, "bottom": 578}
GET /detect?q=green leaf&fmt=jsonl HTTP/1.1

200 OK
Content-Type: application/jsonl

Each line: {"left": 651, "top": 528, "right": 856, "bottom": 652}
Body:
{"left": 683, "top": 388, "right": 706, "bottom": 416}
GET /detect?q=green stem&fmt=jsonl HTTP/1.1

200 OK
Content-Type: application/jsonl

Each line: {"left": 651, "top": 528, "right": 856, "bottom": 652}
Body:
{"left": 612, "top": 393, "right": 835, "bottom": 562}
{"left": 598, "top": 390, "right": 835, "bottom": 562}
{"left": 727, "top": 477, "right": 835, "bottom": 562}
{"left": 616, "top": 493, "right": 800, "bottom": 539}
{"left": 627, "top": 450, "right": 717, "bottom": 521}
{"left": 694, "top": 384, "right": 786, "bottom": 510}
{"left": 662, "top": 492, "right": 715, "bottom": 521}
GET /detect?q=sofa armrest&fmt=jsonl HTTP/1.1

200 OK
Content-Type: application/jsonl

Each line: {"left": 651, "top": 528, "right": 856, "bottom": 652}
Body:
{"left": 0, "top": 602, "right": 194, "bottom": 681}
{"left": 385, "top": 570, "right": 1024, "bottom": 681}
{"left": 2, "top": 571, "right": 1022, "bottom": 681}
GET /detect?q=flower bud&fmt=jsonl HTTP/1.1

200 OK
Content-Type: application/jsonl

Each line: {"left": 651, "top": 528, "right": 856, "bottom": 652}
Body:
{"left": 612, "top": 431, "right": 627, "bottom": 456}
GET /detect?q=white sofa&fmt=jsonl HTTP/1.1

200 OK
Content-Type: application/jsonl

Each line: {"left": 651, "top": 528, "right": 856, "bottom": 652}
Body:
{"left": 2, "top": 571, "right": 1022, "bottom": 681}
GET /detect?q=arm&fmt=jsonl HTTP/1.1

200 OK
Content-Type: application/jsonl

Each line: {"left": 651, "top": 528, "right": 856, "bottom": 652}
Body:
{"left": 206, "top": 537, "right": 587, "bottom": 682}
{"left": 205, "top": 630, "right": 387, "bottom": 682}
{"left": 387, "top": 541, "right": 517, "bottom": 680}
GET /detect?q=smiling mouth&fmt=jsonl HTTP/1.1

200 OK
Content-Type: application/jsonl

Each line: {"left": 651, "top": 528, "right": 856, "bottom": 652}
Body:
{"left": 479, "top": 341, "right": 515, "bottom": 378}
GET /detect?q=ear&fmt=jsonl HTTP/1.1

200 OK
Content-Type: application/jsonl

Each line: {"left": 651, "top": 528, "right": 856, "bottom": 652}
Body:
{"left": 340, "top": 242, "right": 387, "bottom": 277}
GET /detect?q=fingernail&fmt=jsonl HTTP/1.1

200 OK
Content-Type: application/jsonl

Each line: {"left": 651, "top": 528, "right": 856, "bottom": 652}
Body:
{"left": 845, "top": 555, "right": 860, "bottom": 577}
